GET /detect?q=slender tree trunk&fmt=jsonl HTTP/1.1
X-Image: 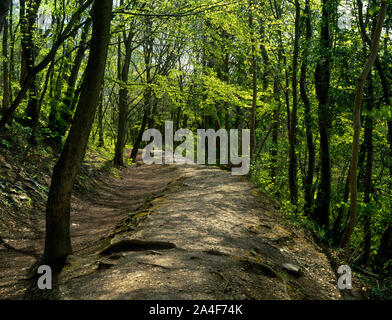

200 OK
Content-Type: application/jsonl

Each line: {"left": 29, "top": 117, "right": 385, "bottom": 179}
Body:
{"left": 284, "top": 55, "right": 290, "bottom": 137}
{"left": 313, "top": 0, "right": 332, "bottom": 228}
{"left": 288, "top": 0, "right": 300, "bottom": 205}
{"left": 300, "top": 0, "right": 315, "bottom": 216}
{"left": 31, "top": 60, "right": 55, "bottom": 140}
{"left": 20, "top": 0, "right": 41, "bottom": 127}
{"left": 97, "top": 86, "right": 104, "bottom": 148}
{"left": 8, "top": 0, "right": 13, "bottom": 104}
{"left": 130, "top": 101, "right": 150, "bottom": 162}
{"left": 332, "top": 165, "right": 350, "bottom": 244}
{"left": 2, "top": 13, "right": 9, "bottom": 110}
{"left": 271, "top": 78, "right": 280, "bottom": 186}
{"left": 341, "top": 0, "right": 388, "bottom": 250}
{"left": 223, "top": 54, "right": 230, "bottom": 145}
{"left": 249, "top": 0, "right": 257, "bottom": 161}
{"left": 43, "top": 0, "right": 112, "bottom": 267}
{"left": 114, "top": 0, "right": 136, "bottom": 166}
{"left": 47, "top": 60, "right": 68, "bottom": 143}
{"left": 113, "top": 43, "right": 133, "bottom": 166}
{"left": 62, "top": 21, "right": 91, "bottom": 117}
{"left": 362, "top": 75, "right": 374, "bottom": 266}
{"left": 130, "top": 24, "right": 153, "bottom": 162}
{"left": 271, "top": 32, "right": 283, "bottom": 191}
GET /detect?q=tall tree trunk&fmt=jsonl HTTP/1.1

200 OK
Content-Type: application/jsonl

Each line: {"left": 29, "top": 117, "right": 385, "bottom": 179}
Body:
{"left": 62, "top": 21, "right": 91, "bottom": 117}
{"left": 362, "top": 74, "right": 374, "bottom": 266}
{"left": 313, "top": 0, "right": 332, "bottom": 228}
{"left": 300, "top": 0, "right": 315, "bottom": 216}
{"left": 341, "top": 0, "right": 388, "bottom": 250}
{"left": 332, "top": 165, "right": 350, "bottom": 244}
{"left": 271, "top": 20, "right": 284, "bottom": 191}
{"left": 2, "top": 12, "right": 9, "bottom": 110}
{"left": 8, "top": 0, "right": 13, "bottom": 104}
{"left": 288, "top": 0, "right": 300, "bottom": 205}
{"left": 130, "top": 22, "right": 153, "bottom": 162}
{"left": 113, "top": 32, "right": 133, "bottom": 166}
{"left": 47, "top": 59, "right": 69, "bottom": 144}
{"left": 43, "top": 0, "right": 112, "bottom": 267}
{"left": 20, "top": 0, "right": 41, "bottom": 127}
{"left": 249, "top": 0, "right": 257, "bottom": 161}
{"left": 270, "top": 77, "right": 280, "bottom": 187}
{"left": 31, "top": 60, "right": 55, "bottom": 140}
{"left": 130, "top": 101, "right": 151, "bottom": 162}
{"left": 97, "top": 86, "right": 104, "bottom": 148}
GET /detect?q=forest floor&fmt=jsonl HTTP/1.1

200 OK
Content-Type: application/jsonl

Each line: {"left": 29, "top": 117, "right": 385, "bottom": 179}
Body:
{"left": 0, "top": 149, "right": 366, "bottom": 300}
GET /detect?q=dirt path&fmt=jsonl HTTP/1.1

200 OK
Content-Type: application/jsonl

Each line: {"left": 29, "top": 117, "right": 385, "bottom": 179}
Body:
{"left": 51, "top": 164, "right": 342, "bottom": 300}
{"left": 0, "top": 161, "right": 179, "bottom": 299}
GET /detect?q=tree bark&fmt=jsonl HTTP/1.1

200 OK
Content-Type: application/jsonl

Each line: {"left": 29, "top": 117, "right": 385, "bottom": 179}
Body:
{"left": 62, "top": 20, "right": 91, "bottom": 117}
{"left": 97, "top": 86, "right": 105, "bottom": 148}
{"left": 249, "top": 0, "right": 257, "bottom": 161}
{"left": 2, "top": 12, "right": 9, "bottom": 110}
{"left": 300, "top": 0, "right": 315, "bottom": 216}
{"left": 313, "top": 0, "right": 332, "bottom": 228}
{"left": 270, "top": 77, "right": 280, "bottom": 187}
{"left": 332, "top": 165, "right": 350, "bottom": 244}
{"left": 43, "top": 0, "right": 112, "bottom": 267}
{"left": 362, "top": 75, "right": 374, "bottom": 266}
{"left": 130, "top": 19, "right": 153, "bottom": 162}
{"left": 288, "top": 0, "right": 300, "bottom": 205}
{"left": 114, "top": 28, "right": 134, "bottom": 166}
{"left": 20, "top": 0, "right": 41, "bottom": 127}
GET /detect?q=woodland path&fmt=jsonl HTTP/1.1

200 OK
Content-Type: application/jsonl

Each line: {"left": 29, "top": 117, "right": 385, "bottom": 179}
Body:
{"left": 54, "top": 162, "right": 341, "bottom": 300}
{"left": 0, "top": 157, "right": 178, "bottom": 299}
{"left": 2, "top": 156, "right": 342, "bottom": 300}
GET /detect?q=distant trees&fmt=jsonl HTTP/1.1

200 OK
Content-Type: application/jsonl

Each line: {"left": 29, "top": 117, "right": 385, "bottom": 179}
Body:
{"left": 0, "top": 0, "right": 94, "bottom": 129}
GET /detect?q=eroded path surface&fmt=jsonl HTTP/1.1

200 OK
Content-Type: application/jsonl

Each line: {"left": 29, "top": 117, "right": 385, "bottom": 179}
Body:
{"left": 56, "top": 164, "right": 341, "bottom": 300}
{"left": 0, "top": 162, "right": 178, "bottom": 299}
